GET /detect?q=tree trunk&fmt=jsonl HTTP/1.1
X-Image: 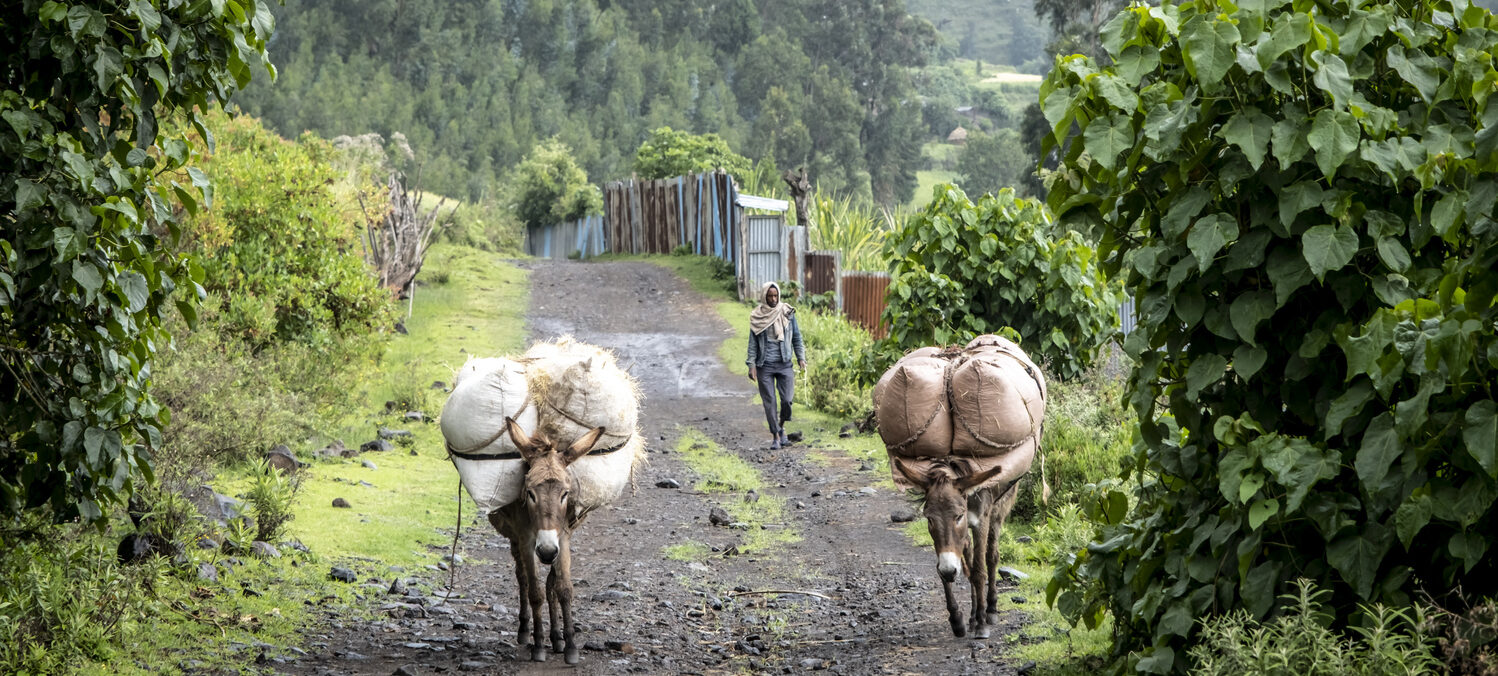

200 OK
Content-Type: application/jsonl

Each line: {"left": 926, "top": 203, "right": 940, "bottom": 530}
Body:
{"left": 782, "top": 167, "right": 813, "bottom": 229}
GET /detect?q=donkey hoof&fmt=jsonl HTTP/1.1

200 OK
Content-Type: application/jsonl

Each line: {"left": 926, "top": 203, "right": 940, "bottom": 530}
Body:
{"left": 974, "top": 626, "right": 991, "bottom": 639}
{"left": 565, "top": 647, "right": 581, "bottom": 665}
{"left": 552, "top": 639, "right": 565, "bottom": 654}
{"left": 530, "top": 645, "right": 548, "bottom": 662}
{"left": 950, "top": 621, "right": 966, "bottom": 638}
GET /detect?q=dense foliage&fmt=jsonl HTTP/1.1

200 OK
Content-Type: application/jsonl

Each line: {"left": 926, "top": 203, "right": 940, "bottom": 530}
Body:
{"left": 881, "top": 185, "right": 1122, "bottom": 380}
{"left": 187, "top": 111, "right": 391, "bottom": 346}
{"left": 1040, "top": 0, "right": 1498, "bottom": 671}
{"left": 633, "top": 127, "right": 751, "bottom": 180}
{"left": 957, "top": 129, "right": 1032, "bottom": 197}
{"left": 1, "top": 0, "right": 273, "bottom": 523}
{"left": 508, "top": 138, "right": 602, "bottom": 229}
{"left": 234, "top": 0, "right": 937, "bottom": 204}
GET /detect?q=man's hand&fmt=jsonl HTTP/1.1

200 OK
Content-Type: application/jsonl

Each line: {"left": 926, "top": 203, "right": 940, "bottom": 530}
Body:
{"left": 748, "top": 366, "right": 757, "bottom": 382}
{"left": 798, "top": 360, "right": 807, "bottom": 373}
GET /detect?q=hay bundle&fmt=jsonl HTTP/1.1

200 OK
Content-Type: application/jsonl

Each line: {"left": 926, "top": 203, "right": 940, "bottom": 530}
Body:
{"left": 522, "top": 336, "right": 640, "bottom": 451}
{"left": 439, "top": 358, "right": 537, "bottom": 513}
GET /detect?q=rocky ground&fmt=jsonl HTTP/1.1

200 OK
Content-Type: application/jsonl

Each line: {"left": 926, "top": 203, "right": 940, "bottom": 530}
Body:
{"left": 283, "top": 260, "right": 1037, "bottom": 675}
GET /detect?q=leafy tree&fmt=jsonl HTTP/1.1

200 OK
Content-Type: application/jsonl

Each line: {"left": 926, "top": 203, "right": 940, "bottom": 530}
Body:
{"left": 957, "top": 130, "right": 1030, "bottom": 197}
{"left": 1040, "top": 1, "right": 1498, "bottom": 671}
{"left": 881, "top": 185, "right": 1122, "bottom": 380}
{"left": 509, "top": 138, "right": 601, "bottom": 229}
{"left": 187, "top": 111, "right": 391, "bottom": 347}
{"left": 633, "top": 126, "right": 751, "bottom": 180}
{"left": 1, "top": 0, "right": 274, "bottom": 523}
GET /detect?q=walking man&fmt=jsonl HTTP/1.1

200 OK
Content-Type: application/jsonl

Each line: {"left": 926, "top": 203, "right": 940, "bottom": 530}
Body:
{"left": 747, "top": 282, "right": 806, "bottom": 449}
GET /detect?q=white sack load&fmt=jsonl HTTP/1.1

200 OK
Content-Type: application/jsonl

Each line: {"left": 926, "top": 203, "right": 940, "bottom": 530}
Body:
{"left": 523, "top": 336, "right": 639, "bottom": 451}
{"left": 949, "top": 340, "right": 1046, "bottom": 456}
{"left": 523, "top": 337, "right": 644, "bottom": 517}
{"left": 440, "top": 358, "right": 537, "bottom": 513}
{"left": 873, "top": 346, "right": 953, "bottom": 459}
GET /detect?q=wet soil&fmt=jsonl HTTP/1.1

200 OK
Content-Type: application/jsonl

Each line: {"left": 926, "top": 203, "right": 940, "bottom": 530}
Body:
{"left": 284, "top": 260, "right": 1033, "bottom": 675}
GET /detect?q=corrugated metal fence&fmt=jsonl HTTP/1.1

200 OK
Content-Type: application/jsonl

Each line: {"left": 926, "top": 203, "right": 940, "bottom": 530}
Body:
{"left": 601, "top": 171, "right": 740, "bottom": 261}
{"left": 524, "top": 215, "right": 607, "bottom": 260}
{"left": 842, "top": 272, "right": 890, "bottom": 338}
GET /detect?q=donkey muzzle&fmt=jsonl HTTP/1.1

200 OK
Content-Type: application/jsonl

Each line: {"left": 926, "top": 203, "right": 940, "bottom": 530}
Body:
{"left": 937, "top": 551, "right": 961, "bottom": 582}
{"left": 536, "top": 529, "right": 561, "bottom": 565}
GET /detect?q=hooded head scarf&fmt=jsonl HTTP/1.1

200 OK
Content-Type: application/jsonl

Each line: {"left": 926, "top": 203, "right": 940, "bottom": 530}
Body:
{"left": 749, "top": 282, "right": 793, "bottom": 340}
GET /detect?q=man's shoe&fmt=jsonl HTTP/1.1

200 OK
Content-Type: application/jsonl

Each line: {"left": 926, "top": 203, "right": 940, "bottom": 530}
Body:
{"left": 779, "top": 434, "right": 791, "bottom": 446}
{"left": 769, "top": 440, "right": 781, "bottom": 450}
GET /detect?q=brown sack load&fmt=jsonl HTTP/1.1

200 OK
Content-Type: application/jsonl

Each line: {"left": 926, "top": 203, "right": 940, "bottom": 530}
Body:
{"left": 873, "top": 347, "right": 952, "bottom": 458}
{"left": 949, "top": 344, "right": 1046, "bottom": 456}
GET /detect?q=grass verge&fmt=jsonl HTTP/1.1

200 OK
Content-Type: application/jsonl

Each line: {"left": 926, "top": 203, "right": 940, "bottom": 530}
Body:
{"left": 668, "top": 428, "right": 801, "bottom": 558}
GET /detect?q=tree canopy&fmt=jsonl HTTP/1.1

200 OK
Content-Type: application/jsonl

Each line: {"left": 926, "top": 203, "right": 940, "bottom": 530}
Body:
{"left": 1, "top": 0, "right": 274, "bottom": 523}
{"left": 633, "top": 127, "right": 751, "bottom": 180}
{"left": 1041, "top": 0, "right": 1498, "bottom": 670}
{"left": 232, "top": 0, "right": 936, "bottom": 205}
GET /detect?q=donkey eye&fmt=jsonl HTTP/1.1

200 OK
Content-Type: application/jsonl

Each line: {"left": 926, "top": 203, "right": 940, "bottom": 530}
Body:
{"left": 527, "top": 490, "right": 537, "bottom": 503}
{"left": 560, "top": 491, "right": 569, "bottom": 502}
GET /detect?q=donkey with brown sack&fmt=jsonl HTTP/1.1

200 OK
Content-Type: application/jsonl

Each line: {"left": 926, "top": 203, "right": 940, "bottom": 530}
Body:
{"left": 875, "top": 335, "right": 1047, "bottom": 638}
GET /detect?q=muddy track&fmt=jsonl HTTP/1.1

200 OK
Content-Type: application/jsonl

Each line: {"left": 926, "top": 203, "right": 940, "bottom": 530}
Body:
{"left": 285, "top": 261, "right": 1032, "bottom": 675}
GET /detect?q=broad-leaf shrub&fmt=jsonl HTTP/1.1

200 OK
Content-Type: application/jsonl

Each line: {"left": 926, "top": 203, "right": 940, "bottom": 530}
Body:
{"left": 509, "top": 137, "right": 601, "bottom": 229}
{"left": 186, "top": 111, "right": 391, "bottom": 346}
{"left": 881, "top": 184, "right": 1122, "bottom": 380}
{"left": 0, "top": 0, "right": 273, "bottom": 523}
{"left": 1040, "top": 1, "right": 1498, "bottom": 671}
{"left": 633, "top": 126, "right": 751, "bottom": 181}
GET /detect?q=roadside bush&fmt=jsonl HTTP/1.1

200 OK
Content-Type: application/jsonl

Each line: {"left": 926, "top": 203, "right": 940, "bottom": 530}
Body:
{"left": 244, "top": 458, "right": 297, "bottom": 543}
{"left": 798, "top": 309, "right": 877, "bottom": 419}
{"left": 0, "top": 530, "right": 163, "bottom": 673}
{"left": 153, "top": 296, "right": 383, "bottom": 469}
{"left": 1014, "top": 373, "right": 1133, "bottom": 518}
{"left": 881, "top": 184, "right": 1123, "bottom": 381}
{"left": 1190, "top": 579, "right": 1440, "bottom": 676}
{"left": 1042, "top": 1, "right": 1498, "bottom": 670}
{"left": 508, "top": 137, "right": 601, "bottom": 229}
{"left": 185, "top": 110, "right": 392, "bottom": 347}
{"left": 633, "top": 126, "right": 751, "bottom": 180}
{"left": 436, "top": 197, "right": 525, "bottom": 254}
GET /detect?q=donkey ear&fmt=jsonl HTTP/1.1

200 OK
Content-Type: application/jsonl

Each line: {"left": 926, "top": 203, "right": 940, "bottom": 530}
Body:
{"left": 955, "top": 462, "right": 1005, "bottom": 493}
{"left": 891, "top": 457, "right": 929, "bottom": 490}
{"left": 505, "top": 417, "right": 537, "bottom": 460}
{"left": 563, "top": 427, "right": 606, "bottom": 464}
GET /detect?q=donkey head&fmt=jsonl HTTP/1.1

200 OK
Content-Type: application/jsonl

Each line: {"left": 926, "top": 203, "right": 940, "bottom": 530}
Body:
{"left": 893, "top": 457, "right": 1004, "bottom": 582}
{"left": 504, "top": 417, "right": 606, "bottom": 565}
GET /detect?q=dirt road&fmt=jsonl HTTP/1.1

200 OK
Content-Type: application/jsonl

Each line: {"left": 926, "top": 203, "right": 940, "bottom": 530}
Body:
{"left": 286, "top": 260, "right": 1031, "bottom": 675}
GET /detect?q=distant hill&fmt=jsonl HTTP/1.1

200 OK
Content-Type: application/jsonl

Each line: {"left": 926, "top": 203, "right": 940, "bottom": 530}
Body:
{"left": 233, "top": 0, "right": 939, "bottom": 205}
{"left": 906, "top": 0, "right": 1050, "bottom": 71}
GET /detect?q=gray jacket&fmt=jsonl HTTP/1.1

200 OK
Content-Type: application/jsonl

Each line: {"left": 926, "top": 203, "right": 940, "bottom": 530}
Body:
{"left": 746, "top": 311, "right": 806, "bottom": 368}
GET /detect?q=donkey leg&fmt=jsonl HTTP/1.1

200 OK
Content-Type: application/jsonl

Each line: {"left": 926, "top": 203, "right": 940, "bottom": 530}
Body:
{"left": 940, "top": 574, "right": 966, "bottom": 637}
{"left": 546, "top": 567, "right": 565, "bottom": 653}
{"left": 520, "top": 545, "right": 547, "bottom": 662}
{"left": 508, "top": 541, "right": 532, "bottom": 650}
{"left": 988, "top": 482, "right": 1019, "bottom": 625}
{"left": 985, "top": 516, "right": 1001, "bottom": 625}
{"left": 967, "top": 506, "right": 993, "bottom": 639}
{"left": 557, "top": 537, "right": 580, "bottom": 665}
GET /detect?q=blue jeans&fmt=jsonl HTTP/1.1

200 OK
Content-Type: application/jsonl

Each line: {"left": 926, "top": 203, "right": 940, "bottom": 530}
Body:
{"left": 756, "top": 361, "right": 795, "bottom": 436}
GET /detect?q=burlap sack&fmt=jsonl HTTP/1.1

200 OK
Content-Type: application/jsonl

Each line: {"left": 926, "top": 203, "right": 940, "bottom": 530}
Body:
{"left": 874, "top": 348, "right": 953, "bottom": 459}
{"left": 964, "top": 334, "right": 1047, "bottom": 400}
{"left": 440, "top": 358, "right": 538, "bottom": 513}
{"left": 949, "top": 348, "right": 1046, "bottom": 456}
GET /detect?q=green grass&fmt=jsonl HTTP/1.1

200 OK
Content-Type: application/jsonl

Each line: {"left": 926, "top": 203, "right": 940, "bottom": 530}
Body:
{"left": 911, "top": 169, "right": 960, "bottom": 210}
{"left": 92, "top": 242, "right": 528, "bottom": 672}
{"left": 671, "top": 428, "right": 801, "bottom": 555}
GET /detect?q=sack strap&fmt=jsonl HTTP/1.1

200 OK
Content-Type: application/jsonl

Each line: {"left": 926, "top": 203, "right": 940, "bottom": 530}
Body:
{"left": 447, "top": 433, "right": 634, "bottom": 461}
